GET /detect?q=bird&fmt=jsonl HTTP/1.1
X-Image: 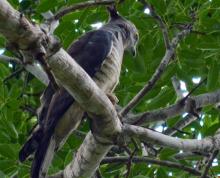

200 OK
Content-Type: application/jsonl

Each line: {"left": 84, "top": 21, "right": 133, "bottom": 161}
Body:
{"left": 19, "top": 5, "right": 139, "bottom": 178}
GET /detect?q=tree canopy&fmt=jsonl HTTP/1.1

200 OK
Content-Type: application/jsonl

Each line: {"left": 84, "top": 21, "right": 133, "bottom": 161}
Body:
{"left": 0, "top": 0, "right": 220, "bottom": 177}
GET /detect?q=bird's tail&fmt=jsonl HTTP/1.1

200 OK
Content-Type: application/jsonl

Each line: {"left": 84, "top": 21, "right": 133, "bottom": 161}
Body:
{"left": 31, "top": 132, "right": 56, "bottom": 178}
{"left": 19, "top": 126, "right": 43, "bottom": 162}
{"left": 31, "top": 103, "right": 84, "bottom": 178}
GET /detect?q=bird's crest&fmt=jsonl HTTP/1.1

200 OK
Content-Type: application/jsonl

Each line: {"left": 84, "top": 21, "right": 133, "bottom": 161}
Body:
{"left": 107, "top": 5, "right": 120, "bottom": 19}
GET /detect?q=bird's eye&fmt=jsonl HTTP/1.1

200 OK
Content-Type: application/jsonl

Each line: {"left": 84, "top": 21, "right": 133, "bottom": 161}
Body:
{"left": 134, "top": 33, "right": 139, "bottom": 41}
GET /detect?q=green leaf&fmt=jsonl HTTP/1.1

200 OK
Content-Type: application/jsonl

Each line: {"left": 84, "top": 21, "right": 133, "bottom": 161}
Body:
{"left": 146, "top": 86, "right": 174, "bottom": 110}
{"left": 0, "top": 144, "right": 17, "bottom": 159}
{"left": 207, "top": 59, "right": 219, "bottom": 91}
{"left": 0, "top": 171, "right": 6, "bottom": 178}
{"left": 0, "top": 160, "right": 16, "bottom": 172}
{"left": 159, "top": 148, "right": 177, "bottom": 160}
{"left": 156, "top": 168, "right": 168, "bottom": 178}
{"left": 133, "top": 175, "right": 147, "bottom": 178}
{"left": 212, "top": 165, "right": 220, "bottom": 173}
{"left": 17, "top": 164, "right": 29, "bottom": 178}
{"left": 204, "top": 122, "right": 220, "bottom": 136}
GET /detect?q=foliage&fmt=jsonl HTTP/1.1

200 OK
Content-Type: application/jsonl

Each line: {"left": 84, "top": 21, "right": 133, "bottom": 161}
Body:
{"left": 0, "top": 0, "right": 220, "bottom": 177}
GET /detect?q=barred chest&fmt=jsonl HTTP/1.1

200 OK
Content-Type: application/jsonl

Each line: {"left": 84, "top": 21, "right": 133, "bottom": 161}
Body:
{"left": 93, "top": 34, "right": 124, "bottom": 93}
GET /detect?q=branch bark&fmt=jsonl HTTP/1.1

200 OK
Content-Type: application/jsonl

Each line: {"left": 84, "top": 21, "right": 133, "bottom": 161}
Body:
{"left": 127, "top": 89, "right": 220, "bottom": 125}
{"left": 123, "top": 124, "right": 220, "bottom": 153}
{"left": 49, "top": 133, "right": 112, "bottom": 178}
{"left": 101, "top": 156, "right": 207, "bottom": 177}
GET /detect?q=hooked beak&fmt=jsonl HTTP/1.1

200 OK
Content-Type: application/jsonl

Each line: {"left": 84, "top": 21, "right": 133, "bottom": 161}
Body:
{"left": 131, "top": 47, "right": 137, "bottom": 57}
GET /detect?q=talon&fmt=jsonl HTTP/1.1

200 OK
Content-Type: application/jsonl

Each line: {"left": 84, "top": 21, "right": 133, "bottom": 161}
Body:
{"left": 107, "top": 93, "right": 119, "bottom": 105}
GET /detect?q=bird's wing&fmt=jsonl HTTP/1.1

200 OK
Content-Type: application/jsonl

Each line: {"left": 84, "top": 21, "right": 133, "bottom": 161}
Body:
{"left": 26, "top": 30, "right": 113, "bottom": 178}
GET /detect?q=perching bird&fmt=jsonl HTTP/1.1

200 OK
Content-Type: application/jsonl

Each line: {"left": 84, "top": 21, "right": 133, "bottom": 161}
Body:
{"left": 19, "top": 6, "right": 139, "bottom": 178}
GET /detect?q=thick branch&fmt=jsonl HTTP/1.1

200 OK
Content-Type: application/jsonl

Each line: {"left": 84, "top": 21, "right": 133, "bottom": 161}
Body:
{"left": 123, "top": 124, "right": 220, "bottom": 153}
{"left": 0, "top": 0, "right": 121, "bottom": 140}
{"left": 47, "top": 48, "right": 121, "bottom": 138}
{"left": 49, "top": 133, "right": 112, "bottom": 178}
{"left": 0, "top": 1, "right": 43, "bottom": 50}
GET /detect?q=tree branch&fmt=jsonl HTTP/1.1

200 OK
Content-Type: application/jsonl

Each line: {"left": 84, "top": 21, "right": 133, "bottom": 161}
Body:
{"left": 0, "top": 54, "right": 49, "bottom": 85}
{"left": 174, "top": 151, "right": 210, "bottom": 160}
{"left": 101, "top": 156, "right": 208, "bottom": 177}
{"left": 200, "top": 150, "right": 219, "bottom": 178}
{"left": 53, "top": 0, "right": 115, "bottom": 20}
{"left": 126, "top": 89, "right": 220, "bottom": 125}
{"left": 0, "top": 54, "right": 21, "bottom": 63}
{"left": 49, "top": 132, "right": 113, "bottom": 178}
{"left": 123, "top": 124, "right": 220, "bottom": 153}
{"left": 163, "top": 113, "right": 197, "bottom": 136}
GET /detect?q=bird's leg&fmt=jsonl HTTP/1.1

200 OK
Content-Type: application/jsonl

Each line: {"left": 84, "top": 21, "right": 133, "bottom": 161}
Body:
{"left": 106, "top": 93, "right": 119, "bottom": 105}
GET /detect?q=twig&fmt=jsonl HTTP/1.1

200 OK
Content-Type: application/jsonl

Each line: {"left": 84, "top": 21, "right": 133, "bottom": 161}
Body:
{"left": 125, "top": 145, "right": 137, "bottom": 178}
{"left": 181, "top": 78, "right": 207, "bottom": 102}
{"left": 53, "top": 0, "right": 115, "bottom": 20}
{"left": 200, "top": 150, "right": 219, "bottom": 178}
{"left": 170, "top": 127, "right": 191, "bottom": 135}
{"left": 163, "top": 113, "right": 197, "bottom": 136}
{"left": 0, "top": 54, "right": 21, "bottom": 63}
{"left": 174, "top": 151, "right": 210, "bottom": 160}
{"left": 101, "top": 156, "right": 208, "bottom": 177}
{"left": 150, "top": 78, "right": 206, "bottom": 159}
{"left": 162, "top": 77, "right": 204, "bottom": 136}
{"left": 3, "top": 67, "right": 24, "bottom": 83}
{"left": 123, "top": 146, "right": 132, "bottom": 155}
{"left": 139, "top": 0, "right": 170, "bottom": 49}
{"left": 20, "top": 105, "right": 37, "bottom": 116}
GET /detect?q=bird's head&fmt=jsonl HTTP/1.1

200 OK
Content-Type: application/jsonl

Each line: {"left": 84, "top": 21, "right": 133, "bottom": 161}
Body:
{"left": 107, "top": 5, "right": 139, "bottom": 57}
